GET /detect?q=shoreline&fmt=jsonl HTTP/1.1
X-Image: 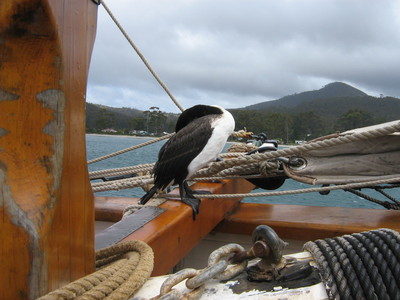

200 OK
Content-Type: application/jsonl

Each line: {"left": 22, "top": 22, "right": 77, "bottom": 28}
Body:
{"left": 86, "top": 133, "right": 157, "bottom": 139}
{"left": 86, "top": 133, "right": 292, "bottom": 146}
{"left": 86, "top": 133, "right": 240, "bottom": 144}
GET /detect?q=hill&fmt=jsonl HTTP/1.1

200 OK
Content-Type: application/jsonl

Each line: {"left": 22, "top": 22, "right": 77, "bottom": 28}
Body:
{"left": 244, "top": 82, "right": 368, "bottom": 110}
{"left": 86, "top": 82, "right": 400, "bottom": 142}
{"left": 86, "top": 103, "right": 143, "bottom": 130}
{"left": 229, "top": 82, "right": 400, "bottom": 142}
{"left": 86, "top": 103, "right": 179, "bottom": 134}
{"left": 241, "top": 82, "right": 400, "bottom": 122}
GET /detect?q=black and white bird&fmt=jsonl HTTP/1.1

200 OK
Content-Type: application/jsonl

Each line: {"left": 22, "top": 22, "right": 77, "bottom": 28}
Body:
{"left": 140, "top": 104, "right": 235, "bottom": 219}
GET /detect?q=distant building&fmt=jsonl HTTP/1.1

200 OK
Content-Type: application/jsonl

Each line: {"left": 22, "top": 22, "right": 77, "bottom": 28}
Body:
{"left": 101, "top": 128, "right": 117, "bottom": 133}
{"left": 295, "top": 140, "right": 306, "bottom": 145}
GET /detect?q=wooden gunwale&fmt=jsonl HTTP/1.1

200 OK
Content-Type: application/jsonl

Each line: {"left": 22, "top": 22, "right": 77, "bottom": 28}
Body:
{"left": 216, "top": 202, "right": 400, "bottom": 240}
{"left": 96, "top": 186, "right": 400, "bottom": 275}
{"left": 95, "top": 178, "right": 255, "bottom": 275}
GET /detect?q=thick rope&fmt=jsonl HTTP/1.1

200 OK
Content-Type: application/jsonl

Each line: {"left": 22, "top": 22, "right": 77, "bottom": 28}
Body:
{"left": 89, "top": 163, "right": 154, "bottom": 180}
{"left": 200, "top": 121, "right": 400, "bottom": 177}
{"left": 346, "top": 189, "right": 400, "bottom": 209}
{"left": 100, "top": 0, "right": 185, "bottom": 113}
{"left": 183, "top": 176, "right": 400, "bottom": 199}
{"left": 92, "top": 174, "right": 153, "bottom": 192}
{"left": 304, "top": 229, "right": 400, "bottom": 300}
{"left": 89, "top": 153, "right": 245, "bottom": 180}
{"left": 91, "top": 172, "right": 400, "bottom": 199}
{"left": 375, "top": 187, "right": 400, "bottom": 205}
{"left": 38, "top": 241, "right": 154, "bottom": 300}
{"left": 90, "top": 121, "right": 400, "bottom": 201}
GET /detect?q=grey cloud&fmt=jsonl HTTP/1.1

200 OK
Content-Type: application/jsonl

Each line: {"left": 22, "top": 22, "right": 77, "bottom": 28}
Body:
{"left": 88, "top": 0, "right": 400, "bottom": 112}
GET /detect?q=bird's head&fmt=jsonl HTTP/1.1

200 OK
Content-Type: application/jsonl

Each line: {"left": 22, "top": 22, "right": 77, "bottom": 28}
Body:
{"left": 175, "top": 104, "right": 225, "bottom": 132}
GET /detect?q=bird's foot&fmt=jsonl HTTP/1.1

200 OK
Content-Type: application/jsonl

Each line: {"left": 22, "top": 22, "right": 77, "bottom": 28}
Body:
{"left": 181, "top": 196, "right": 201, "bottom": 220}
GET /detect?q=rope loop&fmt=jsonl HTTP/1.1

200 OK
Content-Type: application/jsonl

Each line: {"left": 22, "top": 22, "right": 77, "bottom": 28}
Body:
{"left": 38, "top": 241, "right": 154, "bottom": 300}
{"left": 259, "top": 160, "right": 280, "bottom": 176}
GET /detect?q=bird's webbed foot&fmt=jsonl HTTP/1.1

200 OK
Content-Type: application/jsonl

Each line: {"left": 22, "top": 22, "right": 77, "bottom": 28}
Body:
{"left": 181, "top": 196, "right": 201, "bottom": 220}
{"left": 179, "top": 181, "right": 207, "bottom": 220}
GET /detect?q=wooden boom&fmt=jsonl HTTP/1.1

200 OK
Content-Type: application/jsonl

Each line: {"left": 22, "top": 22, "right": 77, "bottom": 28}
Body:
{"left": 0, "top": 1, "right": 97, "bottom": 298}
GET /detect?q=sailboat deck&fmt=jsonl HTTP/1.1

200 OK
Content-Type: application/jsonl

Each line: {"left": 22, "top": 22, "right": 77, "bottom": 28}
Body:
{"left": 95, "top": 178, "right": 400, "bottom": 275}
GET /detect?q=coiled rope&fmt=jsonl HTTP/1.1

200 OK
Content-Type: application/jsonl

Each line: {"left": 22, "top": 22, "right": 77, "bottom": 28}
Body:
{"left": 304, "top": 228, "right": 400, "bottom": 300}
{"left": 38, "top": 241, "right": 154, "bottom": 300}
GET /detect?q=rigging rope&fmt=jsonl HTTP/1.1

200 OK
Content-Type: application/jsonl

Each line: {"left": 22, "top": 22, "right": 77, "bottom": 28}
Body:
{"left": 198, "top": 121, "right": 400, "bottom": 178}
{"left": 87, "top": 133, "right": 173, "bottom": 165}
{"left": 162, "top": 176, "right": 400, "bottom": 200}
{"left": 346, "top": 188, "right": 400, "bottom": 210}
{"left": 100, "top": 0, "right": 185, "bottom": 113}
{"left": 88, "top": 153, "right": 245, "bottom": 179}
{"left": 89, "top": 163, "right": 154, "bottom": 180}
{"left": 90, "top": 121, "right": 400, "bottom": 204}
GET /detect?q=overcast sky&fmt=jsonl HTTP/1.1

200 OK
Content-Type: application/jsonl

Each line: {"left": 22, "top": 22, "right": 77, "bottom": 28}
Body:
{"left": 87, "top": 0, "right": 400, "bottom": 113}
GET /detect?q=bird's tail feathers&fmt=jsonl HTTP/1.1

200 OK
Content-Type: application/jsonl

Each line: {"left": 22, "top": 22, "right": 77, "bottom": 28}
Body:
{"left": 139, "top": 185, "right": 158, "bottom": 205}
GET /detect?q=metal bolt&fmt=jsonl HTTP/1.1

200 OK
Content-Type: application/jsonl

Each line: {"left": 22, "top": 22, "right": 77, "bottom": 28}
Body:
{"left": 230, "top": 240, "right": 271, "bottom": 263}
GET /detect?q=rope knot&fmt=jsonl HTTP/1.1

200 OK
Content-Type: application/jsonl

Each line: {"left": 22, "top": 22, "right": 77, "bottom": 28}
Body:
{"left": 259, "top": 160, "right": 280, "bottom": 176}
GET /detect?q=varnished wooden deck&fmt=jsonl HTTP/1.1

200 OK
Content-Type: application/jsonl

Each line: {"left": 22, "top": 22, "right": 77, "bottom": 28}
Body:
{"left": 95, "top": 178, "right": 400, "bottom": 276}
{"left": 217, "top": 202, "right": 400, "bottom": 241}
{"left": 95, "top": 178, "right": 255, "bottom": 275}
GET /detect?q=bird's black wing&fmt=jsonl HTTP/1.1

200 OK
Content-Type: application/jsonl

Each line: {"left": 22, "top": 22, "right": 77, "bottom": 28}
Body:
{"left": 154, "top": 115, "right": 214, "bottom": 189}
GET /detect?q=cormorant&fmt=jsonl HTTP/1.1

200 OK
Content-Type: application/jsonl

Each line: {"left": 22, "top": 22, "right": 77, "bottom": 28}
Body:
{"left": 140, "top": 104, "right": 235, "bottom": 219}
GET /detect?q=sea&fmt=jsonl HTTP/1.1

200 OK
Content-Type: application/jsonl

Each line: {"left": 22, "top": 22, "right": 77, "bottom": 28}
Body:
{"left": 87, "top": 134, "right": 399, "bottom": 209}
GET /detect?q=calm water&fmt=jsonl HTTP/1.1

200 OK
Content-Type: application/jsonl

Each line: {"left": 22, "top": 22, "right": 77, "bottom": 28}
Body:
{"left": 86, "top": 134, "right": 399, "bottom": 209}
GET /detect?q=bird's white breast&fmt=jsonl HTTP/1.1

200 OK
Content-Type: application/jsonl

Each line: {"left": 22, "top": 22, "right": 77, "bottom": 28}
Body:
{"left": 187, "top": 110, "right": 235, "bottom": 178}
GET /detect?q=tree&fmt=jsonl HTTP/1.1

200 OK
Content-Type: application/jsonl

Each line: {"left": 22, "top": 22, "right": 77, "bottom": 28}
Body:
{"left": 292, "top": 111, "right": 327, "bottom": 141}
{"left": 143, "top": 106, "right": 168, "bottom": 135}
{"left": 262, "top": 112, "right": 292, "bottom": 143}
{"left": 95, "top": 108, "right": 115, "bottom": 129}
{"left": 334, "top": 109, "right": 374, "bottom": 131}
{"left": 129, "top": 117, "right": 146, "bottom": 131}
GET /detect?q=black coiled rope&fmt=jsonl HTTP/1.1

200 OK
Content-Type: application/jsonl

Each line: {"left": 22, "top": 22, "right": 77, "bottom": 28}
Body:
{"left": 304, "top": 228, "right": 400, "bottom": 300}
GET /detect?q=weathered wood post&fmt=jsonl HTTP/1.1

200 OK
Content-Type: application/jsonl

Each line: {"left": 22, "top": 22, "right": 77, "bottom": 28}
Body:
{"left": 0, "top": 0, "right": 97, "bottom": 298}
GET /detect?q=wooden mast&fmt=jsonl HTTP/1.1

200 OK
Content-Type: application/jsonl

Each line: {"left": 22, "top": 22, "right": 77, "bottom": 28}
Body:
{"left": 0, "top": 0, "right": 97, "bottom": 298}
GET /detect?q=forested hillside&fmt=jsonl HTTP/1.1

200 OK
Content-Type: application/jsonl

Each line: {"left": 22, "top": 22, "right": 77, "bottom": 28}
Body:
{"left": 86, "top": 103, "right": 178, "bottom": 135}
{"left": 232, "top": 82, "right": 400, "bottom": 142}
{"left": 86, "top": 82, "right": 400, "bottom": 143}
{"left": 244, "top": 82, "right": 368, "bottom": 110}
